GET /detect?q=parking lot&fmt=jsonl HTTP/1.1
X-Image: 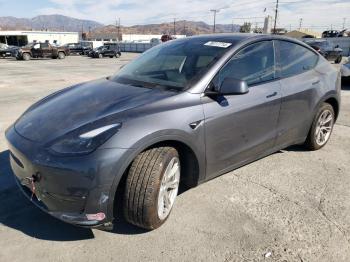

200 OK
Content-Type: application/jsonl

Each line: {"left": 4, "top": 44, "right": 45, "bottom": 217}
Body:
{"left": 0, "top": 55, "right": 350, "bottom": 262}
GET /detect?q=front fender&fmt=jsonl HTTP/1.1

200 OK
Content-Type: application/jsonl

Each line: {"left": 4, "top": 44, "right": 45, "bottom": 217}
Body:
{"left": 105, "top": 130, "right": 206, "bottom": 224}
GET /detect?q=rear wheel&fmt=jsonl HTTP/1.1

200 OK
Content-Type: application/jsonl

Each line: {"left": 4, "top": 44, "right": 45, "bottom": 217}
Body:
{"left": 123, "top": 147, "right": 180, "bottom": 230}
{"left": 99, "top": 53, "right": 103, "bottom": 58}
{"left": 304, "top": 103, "right": 335, "bottom": 150}
{"left": 58, "top": 52, "right": 65, "bottom": 59}
{"left": 115, "top": 53, "right": 121, "bottom": 58}
{"left": 335, "top": 56, "right": 342, "bottom": 64}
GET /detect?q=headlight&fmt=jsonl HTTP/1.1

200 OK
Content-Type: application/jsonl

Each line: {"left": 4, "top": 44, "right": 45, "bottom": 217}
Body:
{"left": 49, "top": 123, "right": 122, "bottom": 155}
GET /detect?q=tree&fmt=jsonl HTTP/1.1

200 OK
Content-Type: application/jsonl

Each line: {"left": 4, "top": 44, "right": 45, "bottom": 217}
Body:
{"left": 240, "top": 22, "right": 252, "bottom": 33}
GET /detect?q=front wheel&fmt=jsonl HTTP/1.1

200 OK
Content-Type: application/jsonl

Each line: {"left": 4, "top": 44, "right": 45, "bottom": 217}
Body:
{"left": 22, "top": 53, "right": 31, "bottom": 61}
{"left": 304, "top": 103, "right": 335, "bottom": 150}
{"left": 58, "top": 52, "right": 65, "bottom": 59}
{"left": 123, "top": 147, "right": 180, "bottom": 230}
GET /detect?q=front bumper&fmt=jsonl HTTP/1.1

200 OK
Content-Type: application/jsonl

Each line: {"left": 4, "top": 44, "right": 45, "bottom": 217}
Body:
{"left": 5, "top": 125, "right": 129, "bottom": 228}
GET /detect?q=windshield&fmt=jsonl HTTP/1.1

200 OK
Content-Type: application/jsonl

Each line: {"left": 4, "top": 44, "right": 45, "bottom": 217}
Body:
{"left": 111, "top": 38, "right": 234, "bottom": 90}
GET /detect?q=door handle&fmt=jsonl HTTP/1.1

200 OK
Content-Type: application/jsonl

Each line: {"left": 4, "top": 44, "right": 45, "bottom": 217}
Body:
{"left": 266, "top": 92, "right": 277, "bottom": 98}
{"left": 312, "top": 80, "right": 320, "bottom": 85}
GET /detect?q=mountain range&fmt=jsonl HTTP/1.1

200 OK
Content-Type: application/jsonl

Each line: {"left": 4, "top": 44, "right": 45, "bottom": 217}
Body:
{"left": 0, "top": 15, "right": 103, "bottom": 32}
{"left": 0, "top": 14, "right": 240, "bottom": 35}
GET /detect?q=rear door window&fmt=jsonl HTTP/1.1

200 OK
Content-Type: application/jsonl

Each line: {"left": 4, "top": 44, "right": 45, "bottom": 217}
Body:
{"left": 277, "top": 41, "right": 318, "bottom": 78}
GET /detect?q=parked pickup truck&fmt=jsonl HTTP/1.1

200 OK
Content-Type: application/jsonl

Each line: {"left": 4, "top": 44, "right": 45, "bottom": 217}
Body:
{"left": 16, "top": 42, "right": 70, "bottom": 61}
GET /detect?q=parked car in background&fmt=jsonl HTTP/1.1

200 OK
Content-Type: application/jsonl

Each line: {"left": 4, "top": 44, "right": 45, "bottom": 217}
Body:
{"left": 161, "top": 34, "right": 175, "bottom": 42}
{"left": 322, "top": 30, "right": 340, "bottom": 38}
{"left": 341, "top": 57, "right": 350, "bottom": 78}
{"left": 322, "top": 29, "right": 350, "bottom": 38}
{"left": 305, "top": 40, "right": 343, "bottom": 63}
{"left": 0, "top": 44, "right": 19, "bottom": 58}
{"left": 90, "top": 43, "right": 121, "bottom": 58}
{"left": 150, "top": 38, "right": 162, "bottom": 45}
{"left": 6, "top": 34, "right": 340, "bottom": 230}
{"left": 16, "top": 42, "right": 70, "bottom": 61}
{"left": 64, "top": 42, "right": 93, "bottom": 55}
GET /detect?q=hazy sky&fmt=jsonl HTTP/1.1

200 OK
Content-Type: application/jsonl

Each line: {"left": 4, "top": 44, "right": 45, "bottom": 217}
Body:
{"left": 0, "top": 0, "right": 349, "bottom": 31}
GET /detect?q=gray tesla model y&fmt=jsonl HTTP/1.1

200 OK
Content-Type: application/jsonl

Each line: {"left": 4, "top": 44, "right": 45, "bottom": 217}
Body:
{"left": 6, "top": 34, "right": 341, "bottom": 230}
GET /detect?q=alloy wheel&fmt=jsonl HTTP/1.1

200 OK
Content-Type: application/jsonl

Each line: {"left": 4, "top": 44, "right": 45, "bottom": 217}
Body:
{"left": 157, "top": 157, "right": 180, "bottom": 220}
{"left": 315, "top": 109, "right": 334, "bottom": 146}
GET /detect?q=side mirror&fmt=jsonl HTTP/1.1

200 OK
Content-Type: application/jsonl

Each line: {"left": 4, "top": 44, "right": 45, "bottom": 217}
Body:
{"left": 219, "top": 77, "right": 249, "bottom": 95}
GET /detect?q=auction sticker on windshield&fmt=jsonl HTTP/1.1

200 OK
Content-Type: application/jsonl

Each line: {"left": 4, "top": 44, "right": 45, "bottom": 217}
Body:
{"left": 204, "top": 41, "right": 232, "bottom": 48}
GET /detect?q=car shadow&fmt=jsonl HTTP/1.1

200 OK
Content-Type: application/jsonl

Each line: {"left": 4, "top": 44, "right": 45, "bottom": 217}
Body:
{"left": 342, "top": 77, "right": 350, "bottom": 90}
{"left": 282, "top": 144, "right": 309, "bottom": 152}
{"left": 0, "top": 149, "right": 158, "bottom": 240}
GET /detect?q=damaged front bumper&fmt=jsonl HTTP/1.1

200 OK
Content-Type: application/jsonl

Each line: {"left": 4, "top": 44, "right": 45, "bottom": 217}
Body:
{"left": 6, "top": 125, "right": 129, "bottom": 229}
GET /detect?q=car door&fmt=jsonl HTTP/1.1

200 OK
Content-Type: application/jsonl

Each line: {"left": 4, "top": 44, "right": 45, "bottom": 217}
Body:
{"left": 202, "top": 40, "right": 282, "bottom": 178}
{"left": 31, "top": 43, "right": 41, "bottom": 57}
{"left": 40, "top": 43, "right": 52, "bottom": 57}
{"left": 274, "top": 40, "right": 320, "bottom": 148}
{"left": 104, "top": 45, "right": 112, "bottom": 56}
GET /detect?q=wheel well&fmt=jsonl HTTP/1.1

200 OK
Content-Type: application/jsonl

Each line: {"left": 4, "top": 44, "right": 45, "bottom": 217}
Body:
{"left": 324, "top": 97, "right": 339, "bottom": 120}
{"left": 112, "top": 140, "right": 200, "bottom": 220}
{"left": 151, "top": 140, "right": 200, "bottom": 188}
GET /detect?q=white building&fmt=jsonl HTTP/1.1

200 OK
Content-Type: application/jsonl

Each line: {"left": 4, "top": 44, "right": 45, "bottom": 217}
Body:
{"left": 0, "top": 31, "right": 79, "bottom": 46}
{"left": 121, "top": 34, "right": 186, "bottom": 42}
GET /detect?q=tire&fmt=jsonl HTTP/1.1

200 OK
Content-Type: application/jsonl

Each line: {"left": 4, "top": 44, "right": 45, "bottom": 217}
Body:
{"left": 58, "top": 52, "right": 65, "bottom": 59}
{"left": 22, "top": 53, "right": 31, "bottom": 61}
{"left": 123, "top": 147, "right": 180, "bottom": 230}
{"left": 335, "top": 56, "right": 342, "bottom": 64}
{"left": 304, "top": 103, "right": 335, "bottom": 150}
{"left": 115, "top": 53, "right": 121, "bottom": 58}
{"left": 109, "top": 56, "right": 113, "bottom": 58}
{"left": 99, "top": 53, "right": 103, "bottom": 58}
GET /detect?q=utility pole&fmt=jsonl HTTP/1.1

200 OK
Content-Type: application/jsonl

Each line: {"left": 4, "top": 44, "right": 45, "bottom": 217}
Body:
{"left": 273, "top": 0, "right": 279, "bottom": 34}
{"left": 210, "top": 9, "right": 219, "bottom": 33}
{"left": 173, "top": 18, "right": 176, "bottom": 35}
{"left": 183, "top": 21, "right": 187, "bottom": 36}
{"left": 231, "top": 19, "right": 234, "bottom": 32}
{"left": 299, "top": 18, "right": 303, "bottom": 30}
{"left": 343, "top": 18, "right": 347, "bottom": 30}
{"left": 116, "top": 18, "right": 121, "bottom": 41}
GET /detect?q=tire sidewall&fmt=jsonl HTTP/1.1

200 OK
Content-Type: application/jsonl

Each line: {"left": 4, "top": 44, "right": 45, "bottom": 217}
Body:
{"left": 146, "top": 149, "right": 179, "bottom": 229}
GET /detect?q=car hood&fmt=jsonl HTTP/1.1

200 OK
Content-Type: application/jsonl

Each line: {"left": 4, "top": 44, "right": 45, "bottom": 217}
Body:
{"left": 15, "top": 78, "right": 176, "bottom": 143}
